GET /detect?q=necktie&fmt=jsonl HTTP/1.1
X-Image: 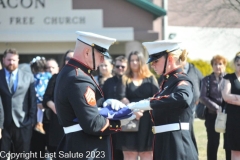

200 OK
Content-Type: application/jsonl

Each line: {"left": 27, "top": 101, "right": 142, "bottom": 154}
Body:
{"left": 9, "top": 73, "right": 14, "bottom": 93}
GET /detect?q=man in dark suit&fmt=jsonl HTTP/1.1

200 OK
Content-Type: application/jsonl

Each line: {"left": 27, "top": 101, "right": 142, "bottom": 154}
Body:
{"left": 0, "top": 96, "right": 3, "bottom": 139}
{"left": 182, "top": 61, "right": 203, "bottom": 153}
{"left": 0, "top": 48, "right": 37, "bottom": 159}
{"left": 102, "top": 56, "right": 128, "bottom": 160}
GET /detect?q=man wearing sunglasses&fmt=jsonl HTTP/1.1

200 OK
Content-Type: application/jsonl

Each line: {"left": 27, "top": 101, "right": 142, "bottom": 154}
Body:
{"left": 102, "top": 56, "right": 127, "bottom": 100}
{"left": 102, "top": 56, "right": 127, "bottom": 160}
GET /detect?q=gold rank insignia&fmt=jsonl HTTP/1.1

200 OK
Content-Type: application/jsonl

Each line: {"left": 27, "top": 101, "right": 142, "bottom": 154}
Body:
{"left": 84, "top": 87, "right": 96, "bottom": 106}
{"left": 88, "top": 69, "right": 91, "bottom": 74}
{"left": 166, "top": 75, "right": 169, "bottom": 79}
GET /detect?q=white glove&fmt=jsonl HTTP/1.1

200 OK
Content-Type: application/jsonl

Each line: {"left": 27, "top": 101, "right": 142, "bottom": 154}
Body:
{"left": 120, "top": 114, "right": 136, "bottom": 126}
{"left": 127, "top": 102, "right": 136, "bottom": 108}
{"left": 127, "top": 103, "right": 141, "bottom": 112}
{"left": 103, "top": 99, "right": 126, "bottom": 110}
{"left": 128, "top": 100, "right": 152, "bottom": 111}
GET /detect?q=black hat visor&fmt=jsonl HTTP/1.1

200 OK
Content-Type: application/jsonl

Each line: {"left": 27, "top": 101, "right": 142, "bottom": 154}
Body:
{"left": 94, "top": 44, "right": 110, "bottom": 58}
{"left": 77, "top": 38, "right": 110, "bottom": 58}
{"left": 147, "top": 52, "right": 168, "bottom": 64}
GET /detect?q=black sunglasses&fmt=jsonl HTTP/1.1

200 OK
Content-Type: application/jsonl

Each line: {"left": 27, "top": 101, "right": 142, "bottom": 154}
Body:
{"left": 115, "top": 65, "right": 125, "bottom": 69}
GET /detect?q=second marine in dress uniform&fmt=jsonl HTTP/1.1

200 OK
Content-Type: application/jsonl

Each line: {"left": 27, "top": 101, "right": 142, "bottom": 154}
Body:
{"left": 54, "top": 31, "right": 132, "bottom": 160}
{"left": 129, "top": 41, "right": 198, "bottom": 160}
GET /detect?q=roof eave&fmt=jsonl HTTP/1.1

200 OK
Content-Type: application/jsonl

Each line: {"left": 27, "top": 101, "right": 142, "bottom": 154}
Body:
{"left": 127, "top": 0, "right": 167, "bottom": 19}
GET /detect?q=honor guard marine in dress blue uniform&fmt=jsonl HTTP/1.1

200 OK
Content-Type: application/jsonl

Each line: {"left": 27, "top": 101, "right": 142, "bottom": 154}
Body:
{"left": 129, "top": 41, "right": 198, "bottom": 160}
{"left": 54, "top": 31, "right": 129, "bottom": 160}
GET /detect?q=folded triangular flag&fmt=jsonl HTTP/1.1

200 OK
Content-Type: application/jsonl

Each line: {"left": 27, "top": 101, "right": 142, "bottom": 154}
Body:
{"left": 73, "top": 105, "right": 132, "bottom": 122}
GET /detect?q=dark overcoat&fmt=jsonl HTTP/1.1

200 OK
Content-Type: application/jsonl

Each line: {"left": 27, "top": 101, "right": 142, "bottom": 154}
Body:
{"left": 54, "top": 58, "right": 121, "bottom": 160}
{"left": 150, "top": 68, "right": 198, "bottom": 160}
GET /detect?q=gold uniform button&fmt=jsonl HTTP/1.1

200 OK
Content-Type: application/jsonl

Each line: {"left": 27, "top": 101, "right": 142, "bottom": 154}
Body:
{"left": 99, "top": 136, "right": 102, "bottom": 139}
{"left": 116, "top": 125, "right": 118, "bottom": 128}
{"left": 110, "top": 125, "right": 112, "bottom": 127}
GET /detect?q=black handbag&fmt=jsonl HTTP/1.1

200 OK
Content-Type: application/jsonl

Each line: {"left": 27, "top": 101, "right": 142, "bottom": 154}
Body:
{"left": 195, "top": 102, "right": 206, "bottom": 120}
{"left": 195, "top": 76, "right": 210, "bottom": 120}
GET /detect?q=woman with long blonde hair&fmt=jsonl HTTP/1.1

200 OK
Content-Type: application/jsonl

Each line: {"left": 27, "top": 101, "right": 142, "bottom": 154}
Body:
{"left": 116, "top": 51, "right": 159, "bottom": 160}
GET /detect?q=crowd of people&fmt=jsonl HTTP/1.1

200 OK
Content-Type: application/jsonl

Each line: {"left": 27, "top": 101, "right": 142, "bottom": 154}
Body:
{"left": 0, "top": 30, "right": 239, "bottom": 160}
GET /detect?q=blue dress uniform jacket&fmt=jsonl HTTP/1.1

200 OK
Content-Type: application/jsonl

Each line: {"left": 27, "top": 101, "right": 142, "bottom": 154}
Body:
{"left": 150, "top": 68, "right": 198, "bottom": 160}
{"left": 54, "top": 58, "right": 121, "bottom": 160}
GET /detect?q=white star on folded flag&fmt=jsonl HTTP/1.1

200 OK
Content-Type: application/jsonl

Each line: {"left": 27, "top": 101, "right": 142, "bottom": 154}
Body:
{"left": 107, "top": 112, "right": 116, "bottom": 119}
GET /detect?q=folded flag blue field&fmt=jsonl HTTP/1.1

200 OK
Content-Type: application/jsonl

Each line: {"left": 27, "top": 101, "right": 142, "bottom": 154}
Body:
{"left": 73, "top": 105, "right": 133, "bottom": 122}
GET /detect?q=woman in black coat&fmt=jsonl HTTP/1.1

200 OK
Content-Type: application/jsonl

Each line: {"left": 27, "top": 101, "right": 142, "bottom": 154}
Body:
{"left": 42, "top": 50, "right": 74, "bottom": 155}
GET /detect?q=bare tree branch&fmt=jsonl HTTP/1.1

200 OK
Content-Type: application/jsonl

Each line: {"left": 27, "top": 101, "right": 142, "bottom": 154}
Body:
{"left": 168, "top": 0, "right": 240, "bottom": 27}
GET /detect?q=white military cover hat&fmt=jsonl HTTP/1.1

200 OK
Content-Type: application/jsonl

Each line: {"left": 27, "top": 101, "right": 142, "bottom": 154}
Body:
{"left": 76, "top": 31, "right": 116, "bottom": 58}
{"left": 142, "top": 40, "right": 181, "bottom": 64}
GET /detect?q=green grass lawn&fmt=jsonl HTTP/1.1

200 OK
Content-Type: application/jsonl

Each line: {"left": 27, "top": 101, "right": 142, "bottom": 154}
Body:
{"left": 194, "top": 119, "right": 225, "bottom": 160}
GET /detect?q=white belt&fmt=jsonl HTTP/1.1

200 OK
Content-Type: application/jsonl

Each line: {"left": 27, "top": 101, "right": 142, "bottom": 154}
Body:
{"left": 152, "top": 123, "right": 189, "bottom": 134}
{"left": 63, "top": 124, "right": 83, "bottom": 134}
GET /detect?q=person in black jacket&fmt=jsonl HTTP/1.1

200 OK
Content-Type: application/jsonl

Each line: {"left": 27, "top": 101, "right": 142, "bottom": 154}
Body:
{"left": 183, "top": 62, "right": 203, "bottom": 113}
{"left": 200, "top": 55, "right": 230, "bottom": 160}
{"left": 102, "top": 56, "right": 127, "bottom": 99}
{"left": 0, "top": 96, "right": 3, "bottom": 139}
{"left": 42, "top": 50, "right": 74, "bottom": 157}
{"left": 54, "top": 31, "right": 132, "bottom": 160}
{"left": 128, "top": 41, "right": 198, "bottom": 160}
{"left": 0, "top": 96, "right": 3, "bottom": 152}
{"left": 94, "top": 56, "right": 113, "bottom": 89}
{"left": 102, "top": 55, "right": 127, "bottom": 160}
{"left": 182, "top": 61, "right": 203, "bottom": 152}
{"left": 0, "top": 63, "right": 3, "bottom": 148}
